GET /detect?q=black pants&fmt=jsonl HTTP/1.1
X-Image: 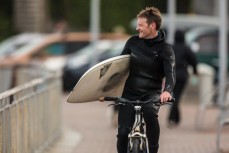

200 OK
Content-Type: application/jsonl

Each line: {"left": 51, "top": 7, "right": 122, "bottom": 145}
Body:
{"left": 168, "top": 78, "right": 187, "bottom": 124}
{"left": 117, "top": 94, "right": 160, "bottom": 153}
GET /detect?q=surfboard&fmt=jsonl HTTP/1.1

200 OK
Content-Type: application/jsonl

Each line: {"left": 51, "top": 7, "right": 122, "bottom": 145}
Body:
{"left": 67, "top": 55, "right": 130, "bottom": 103}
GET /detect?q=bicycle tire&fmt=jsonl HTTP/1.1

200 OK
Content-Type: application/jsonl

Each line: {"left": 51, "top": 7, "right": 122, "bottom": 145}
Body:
{"left": 127, "top": 138, "right": 140, "bottom": 153}
{"left": 127, "top": 140, "right": 131, "bottom": 153}
{"left": 133, "top": 138, "right": 140, "bottom": 153}
{"left": 141, "top": 139, "right": 147, "bottom": 153}
{"left": 127, "top": 138, "right": 148, "bottom": 153}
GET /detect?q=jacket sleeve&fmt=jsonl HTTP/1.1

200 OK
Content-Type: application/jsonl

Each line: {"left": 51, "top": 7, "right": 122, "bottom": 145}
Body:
{"left": 162, "top": 44, "right": 176, "bottom": 93}
{"left": 120, "top": 37, "right": 133, "bottom": 55}
{"left": 186, "top": 46, "right": 198, "bottom": 75}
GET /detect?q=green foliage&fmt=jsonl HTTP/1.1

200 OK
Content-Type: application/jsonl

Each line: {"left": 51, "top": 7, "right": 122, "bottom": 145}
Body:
{"left": 142, "top": 0, "right": 192, "bottom": 13}
{"left": 0, "top": 0, "right": 193, "bottom": 41}
{"left": 64, "top": 0, "right": 90, "bottom": 31}
{"left": 48, "top": 0, "right": 66, "bottom": 21}
{"left": 47, "top": 0, "right": 146, "bottom": 33}
{"left": 177, "top": 0, "right": 192, "bottom": 13}
{"left": 48, "top": 0, "right": 191, "bottom": 34}
{"left": 142, "top": 0, "right": 167, "bottom": 13}
{"left": 101, "top": 0, "right": 144, "bottom": 33}
{"left": 0, "top": 0, "right": 16, "bottom": 41}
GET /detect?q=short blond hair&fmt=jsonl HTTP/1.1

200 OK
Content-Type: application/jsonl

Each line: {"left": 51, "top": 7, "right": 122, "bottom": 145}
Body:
{"left": 137, "top": 7, "right": 162, "bottom": 30}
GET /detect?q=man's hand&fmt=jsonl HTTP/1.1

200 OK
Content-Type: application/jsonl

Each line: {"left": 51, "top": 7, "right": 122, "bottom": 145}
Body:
{"left": 160, "top": 91, "right": 172, "bottom": 103}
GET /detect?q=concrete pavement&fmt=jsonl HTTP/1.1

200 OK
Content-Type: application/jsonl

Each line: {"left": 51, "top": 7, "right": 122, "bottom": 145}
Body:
{"left": 45, "top": 92, "right": 229, "bottom": 153}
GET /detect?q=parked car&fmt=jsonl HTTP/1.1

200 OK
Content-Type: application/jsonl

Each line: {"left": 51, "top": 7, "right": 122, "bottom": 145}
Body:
{"left": 0, "top": 32, "right": 91, "bottom": 70}
{"left": 63, "top": 39, "right": 127, "bottom": 91}
{"left": 185, "top": 26, "right": 229, "bottom": 82}
{"left": 0, "top": 32, "right": 130, "bottom": 70}
{"left": 0, "top": 33, "right": 44, "bottom": 56}
{"left": 0, "top": 32, "right": 94, "bottom": 90}
{"left": 0, "top": 31, "right": 129, "bottom": 90}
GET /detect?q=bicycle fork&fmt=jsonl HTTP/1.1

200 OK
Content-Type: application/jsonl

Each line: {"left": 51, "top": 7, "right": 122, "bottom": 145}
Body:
{"left": 128, "top": 106, "right": 148, "bottom": 151}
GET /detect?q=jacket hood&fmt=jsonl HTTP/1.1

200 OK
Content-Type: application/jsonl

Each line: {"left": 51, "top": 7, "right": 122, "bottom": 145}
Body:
{"left": 144, "top": 29, "right": 165, "bottom": 45}
{"left": 175, "top": 30, "right": 185, "bottom": 43}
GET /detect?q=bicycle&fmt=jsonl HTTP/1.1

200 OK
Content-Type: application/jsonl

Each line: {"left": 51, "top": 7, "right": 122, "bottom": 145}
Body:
{"left": 99, "top": 96, "right": 175, "bottom": 153}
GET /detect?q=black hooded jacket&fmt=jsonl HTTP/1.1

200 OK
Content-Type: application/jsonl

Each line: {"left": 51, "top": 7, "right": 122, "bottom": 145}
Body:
{"left": 121, "top": 30, "right": 176, "bottom": 99}
{"left": 173, "top": 30, "right": 198, "bottom": 80}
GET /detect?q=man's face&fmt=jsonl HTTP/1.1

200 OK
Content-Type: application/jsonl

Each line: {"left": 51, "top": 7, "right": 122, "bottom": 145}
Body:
{"left": 136, "top": 17, "right": 156, "bottom": 39}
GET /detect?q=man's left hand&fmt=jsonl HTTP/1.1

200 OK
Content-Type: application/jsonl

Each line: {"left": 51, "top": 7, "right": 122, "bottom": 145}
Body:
{"left": 160, "top": 91, "right": 172, "bottom": 103}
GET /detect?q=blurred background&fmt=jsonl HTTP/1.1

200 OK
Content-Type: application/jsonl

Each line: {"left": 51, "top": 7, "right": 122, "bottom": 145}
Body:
{"left": 0, "top": 0, "right": 228, "bottom": 92}
{"left": 0, "top": 0, "right": 229, "bottom": 153}
{"left": 0, "top": 0, "right": 223, "bottom": 37}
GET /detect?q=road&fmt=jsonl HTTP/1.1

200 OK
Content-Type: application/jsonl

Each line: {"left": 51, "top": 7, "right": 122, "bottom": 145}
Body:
{"left": 45, "top": 92, "right": 229, "bottom": 153}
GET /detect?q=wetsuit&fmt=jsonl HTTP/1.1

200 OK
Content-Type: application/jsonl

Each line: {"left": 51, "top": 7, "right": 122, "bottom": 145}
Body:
{"left": 117, "top": 30, "right": 176, "bottom": 153}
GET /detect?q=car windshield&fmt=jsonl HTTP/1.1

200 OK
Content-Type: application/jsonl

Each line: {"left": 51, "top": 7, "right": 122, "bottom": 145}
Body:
{"left": 66, "top": 40, "right": 113, "bottom": 68}
{"left": 9, "top": 36, "right": 46, "bottom": 56}
{"left": 0, "top": 33, "right": 43, "bottom": 56}
{"left": 185, "top": 27, "right": 223, "bottom": 53}
{"left": 99, "top": 40, "right": 126, "bottom": 59}
{"left": 109, "top": 40, "right": 126, "bottom": 55}
{"left": 69, "top": 40, "right": 113, "bottom": 58}
{"left": 186, "top": 27, "right": 216, "bottom": 44}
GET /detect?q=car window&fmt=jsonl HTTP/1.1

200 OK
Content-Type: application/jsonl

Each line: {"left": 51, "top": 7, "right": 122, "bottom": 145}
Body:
{"left": 0, "top": 33, "right": 43, "bottom": 56}
{"left": 44, "top": 43, "right": 65, "bottom": 55}
{"left": 66, "top": 40, "right": 113, "bottom": 69}
{"left": 30, "top": 43, "right": 66, "bottom": 60}
{"left": 12, "top": 37, "right": 45, "bottom": 56}
{"left": 186, "top": 27, "right": 229, "bottom": 54}
{"left": 99, "top": 41, "right": 125, "bottom": 60}
{"left": 196, "top": 34, "right": 218, "bottom": 53}
{"left": 64, "top": 41, "right": 90, "bottom": 54}
{"left": 71, "top": 40, "right": 112, "bottom": 57}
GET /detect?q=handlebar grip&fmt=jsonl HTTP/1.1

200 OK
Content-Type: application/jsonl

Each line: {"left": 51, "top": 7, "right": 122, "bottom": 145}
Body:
{"left": 99, "top": 97, "right": 105, "bottom": 102}
{"left": 99, "top": 96, "right": 118, "bottom": 102}
{"left": 104, "top": 96, "right": 119, "bottom": 101}
{"left": 155, "top": 98, "right": 175, "bottom": 106}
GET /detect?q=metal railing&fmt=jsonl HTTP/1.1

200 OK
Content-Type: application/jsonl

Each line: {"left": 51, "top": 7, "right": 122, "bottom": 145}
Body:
{"left": 0, "top": 67, "right": 13, "bottom": 93}
{"left": 0, "top": 64, "right": 57, "bottom": 93}
{"left": 216, "top": 84, "right": 229, "bottom": 153}
{"left": 0, "top": 67, "right": 62, "bottom": 153}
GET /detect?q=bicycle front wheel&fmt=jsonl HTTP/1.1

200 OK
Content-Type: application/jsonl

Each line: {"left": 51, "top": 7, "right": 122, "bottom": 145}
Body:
{"left": 133, "top": 138, "right": 140, "bottom": 153}
{"left": 127, "top": 138, "right": 148, "bottom": 153}
{"left": 128, "top": 138, "right": 147, "bottom": 153}
{"left": 127, "top": 138, "right": 140, "bottom": 153}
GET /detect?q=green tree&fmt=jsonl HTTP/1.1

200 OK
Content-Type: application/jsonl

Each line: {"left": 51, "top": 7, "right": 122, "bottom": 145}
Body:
{"left": 0, "top": 0, "right": 15, "bottom": 41}
{"left": 19, "top": 0, "right": 194, "bottom": 35}
{"left": 101, "top": 0, "right": 144, "bottom": 33}
{"left": 142, "top": 0, "right": 192, "bottom": 13}
{"left": 48, "top": 0, "right": 66, "bottom": 21}
{"left": 63, "top": 0, "right": 90, "bottom": 31}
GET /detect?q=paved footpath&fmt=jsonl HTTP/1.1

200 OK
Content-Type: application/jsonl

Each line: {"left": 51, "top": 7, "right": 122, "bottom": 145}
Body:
{"left": 45, "top": 93, "right": 229, "bottom": 153}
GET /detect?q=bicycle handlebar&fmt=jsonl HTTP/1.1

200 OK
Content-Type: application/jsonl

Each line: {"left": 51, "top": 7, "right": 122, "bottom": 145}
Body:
{"left": 99, "top": 96, "right": 175, "bottom": 107}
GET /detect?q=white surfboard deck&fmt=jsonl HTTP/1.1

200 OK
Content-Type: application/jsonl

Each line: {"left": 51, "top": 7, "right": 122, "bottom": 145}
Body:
{"left": 67, "top": 55, "right": 130, "bottom": 103}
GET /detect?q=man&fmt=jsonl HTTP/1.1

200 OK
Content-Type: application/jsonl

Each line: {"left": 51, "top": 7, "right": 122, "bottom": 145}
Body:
{"left": 168, "top": 30, "right": 198, "bottom": 127}
{"left": 117, "top": 7, "right": 176, "bottom": 153}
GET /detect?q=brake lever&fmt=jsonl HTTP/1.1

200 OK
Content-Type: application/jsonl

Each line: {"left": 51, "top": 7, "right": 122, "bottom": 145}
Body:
{"left": 108, "top": 103, "right": 125, "bottom": 107}
{"left": 153, "top": 101, "right": 173, "bottom": 106}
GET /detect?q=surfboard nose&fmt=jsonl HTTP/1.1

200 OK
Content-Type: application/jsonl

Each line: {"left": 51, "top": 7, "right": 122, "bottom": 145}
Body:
{"left": 66, "top": 55, "right": 130, "bottom": 103}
